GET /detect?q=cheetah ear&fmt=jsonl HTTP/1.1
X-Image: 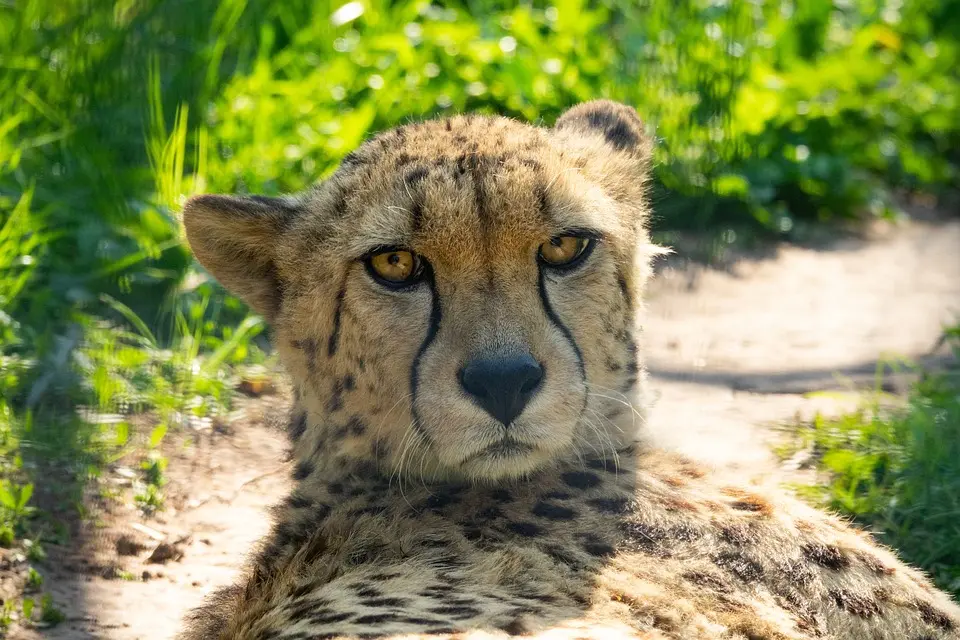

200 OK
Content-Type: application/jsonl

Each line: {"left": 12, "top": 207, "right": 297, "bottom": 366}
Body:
{"left": 553, "top": 101, "right": 653, "bottom": 208}
{"left": 554, "top": 100, "right": 650, "bottom": 156}
{"left": 182, "top": 194, "right": 302, "bottom": 320}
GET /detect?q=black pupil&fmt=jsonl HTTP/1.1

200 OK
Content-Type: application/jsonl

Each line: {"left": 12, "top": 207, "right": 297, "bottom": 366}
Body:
{"left": 551, "top": 238, "right": 564, "bottom": 247}
{"left": 388, "top": 253, "right": 402, "bottom": 266}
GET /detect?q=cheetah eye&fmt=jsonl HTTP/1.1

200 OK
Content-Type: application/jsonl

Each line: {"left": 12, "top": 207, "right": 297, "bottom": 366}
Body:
{"left": 365, "top": 248, "right": 425, "bottom": 288}
{"left": 538, "top": 235, "right": 594, "bottom": 269}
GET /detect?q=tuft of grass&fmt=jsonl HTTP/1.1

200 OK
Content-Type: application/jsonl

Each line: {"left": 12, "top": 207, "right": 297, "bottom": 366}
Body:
{"left": 788, "top": 326, "right": 960, "bottom": 597}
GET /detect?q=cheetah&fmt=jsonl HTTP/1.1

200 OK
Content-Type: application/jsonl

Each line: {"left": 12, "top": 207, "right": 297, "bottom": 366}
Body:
{"left": 180, "top": 101, "right": 960, "bottom": 639}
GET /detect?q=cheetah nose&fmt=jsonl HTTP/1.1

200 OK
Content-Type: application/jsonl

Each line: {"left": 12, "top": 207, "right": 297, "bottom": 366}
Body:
{"left": 459, "top": 352, "right": 544, "bottom": 426}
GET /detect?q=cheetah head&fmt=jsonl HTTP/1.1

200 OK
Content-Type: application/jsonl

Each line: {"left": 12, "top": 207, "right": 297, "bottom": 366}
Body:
{"left": 184, "top": 101, "right": 658, "bottom": 483}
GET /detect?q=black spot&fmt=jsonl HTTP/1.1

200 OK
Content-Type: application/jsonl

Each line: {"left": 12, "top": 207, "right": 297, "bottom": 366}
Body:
{"left": 288, "top": 581, "right": 316, "bottom": 600}
{"left": 327, "top": 378, "right": 346, "bottom": 414}
{"left": 354, "top": 612, "right": 405, "bottom": 624}
{"left": 428, "top": 605, "right": 482, "bottom": 619}
{"left": 292, "top": 460, "right": 314, "bottom": 481}
{"left": 589, "top": 497, "right": 630, "bottom": 514}
{"left": 616, "top": 269, "right": 632, "bottom": 308}
{"left": 422, "top": 490, "right": 461, "bottom": 512}
{"left": 342, "top": 375, "right": 355, "bottom": 391}
{"left": 476, "top": 506, "right": 504, "bottom": 520}
{"left": 802, "top": 543, "right": 850, "bottom": 570}
{"left": 713, "top": 551, "right": 764, "bottom": 583}
{"left": 347, "top": 415, "right": 367, "bottom": 436}
{"left": 355, "top": 586, "right": 382, "bottom": 598}
{"left": 778, "top": 558, "right": 816, "bottom": 587}
{"left": 328, "top": 482, "right": 344, "bottom": 495}
{"left": 362, "top": 597, "right": 408, "bottom": 608}
{"left": 532, "top": 501, "right": 576, "bottom": 520}
{"left": 561, "top": 471, "right": 601, "bottom": 490}
{"left": 506, "top": 521, "right": 544, "bottom": 537}
{"left": 500, "top": 618, "right": 529, "bottom": 635}
{"left": 730, "top": 499, "right": 767, "bottom": 513}
{"left": 327, "top": 281, "right": 347, "bottom": 357}
{"left": 405, "top": 166, "right": 429, "bottom": 186}
{"left": 829, "top": 588, "right": 881, "bottom": 618}
{"left": 463, "top": 527, "right": 483, "bottom": 542}
{"left": 366, "top": 571, "right": 402, "bottom": 581}
{"left": 286, "top": 492, "right": 312, "bottom": 509}
{"left": 581, "top": 536, "right": 615, "bottom": 557}
{"left": 490, "top": 488, "right": 513, "bottom": 503}
{"left": 916, "top": 601, "right": 955, "bottom": 630}
{"left": 395, "top": 152, "right": 412, "bottom": 167}
{"left": 682, "top": 570, "right": 731, "bottom": 593}
{"left": 719, "top": 523, "right": 758, "bottom": 545}
{"left": 307, "top": 611, "right": 353, "bottom": 625}
{"left": 535, "top": 183, "right": 550, "bottom": 222}
{"left": 289, "top": 412, "right": 307, "bottom": 441}
{"left": 546, "top": 546, "right": 583, "bottom": 568}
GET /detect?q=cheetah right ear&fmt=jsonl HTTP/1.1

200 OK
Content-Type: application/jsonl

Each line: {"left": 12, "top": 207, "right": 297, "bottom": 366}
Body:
{"left": 182, "top": 194, "right": 302, "bottom": 320}
{"left": 554, "top": 100, "right": 650, "bottom": 158}
{"left": 552, "top": 101, "right": 653, "bottom": 209}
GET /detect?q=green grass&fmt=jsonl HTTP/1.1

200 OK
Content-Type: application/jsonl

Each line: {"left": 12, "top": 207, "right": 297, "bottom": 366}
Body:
{"left": 785, "top": 327, "right": 960, "bottom": 597}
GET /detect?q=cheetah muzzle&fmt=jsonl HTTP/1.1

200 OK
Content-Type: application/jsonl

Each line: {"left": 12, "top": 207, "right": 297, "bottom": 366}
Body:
{"left": 180, "top": 101, "right": 960, "bottom": 639}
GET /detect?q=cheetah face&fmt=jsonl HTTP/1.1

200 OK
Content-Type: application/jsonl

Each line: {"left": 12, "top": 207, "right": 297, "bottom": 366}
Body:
{"left": 184, "top": 101, "right": 657, "bottom": 482}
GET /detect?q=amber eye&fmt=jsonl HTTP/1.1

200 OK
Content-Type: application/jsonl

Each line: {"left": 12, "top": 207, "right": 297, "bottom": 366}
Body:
{"left": 366, "top": 249, "right": 424, "bottom": 287}
{"left": 538, "top": 235, "right": 593, "bottom": 268}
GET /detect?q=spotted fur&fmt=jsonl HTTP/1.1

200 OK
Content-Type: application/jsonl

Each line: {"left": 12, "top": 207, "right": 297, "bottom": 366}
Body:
{"left": 180, "top": 101, "right": 960, "bottom": 639}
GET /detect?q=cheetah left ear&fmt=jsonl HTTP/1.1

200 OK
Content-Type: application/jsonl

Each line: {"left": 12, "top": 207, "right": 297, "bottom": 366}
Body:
{"left": 182, "top": 194, "right": 303, "bottom": 321}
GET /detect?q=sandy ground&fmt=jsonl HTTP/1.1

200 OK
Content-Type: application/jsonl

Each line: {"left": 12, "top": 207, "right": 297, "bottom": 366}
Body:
{"left": 10, "top": 208, "right": 960, "bottom": 639}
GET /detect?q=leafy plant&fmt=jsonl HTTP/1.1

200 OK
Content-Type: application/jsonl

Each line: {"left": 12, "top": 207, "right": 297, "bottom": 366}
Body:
{"left": 788, "top": 325, "right": 960, "bottom": 597}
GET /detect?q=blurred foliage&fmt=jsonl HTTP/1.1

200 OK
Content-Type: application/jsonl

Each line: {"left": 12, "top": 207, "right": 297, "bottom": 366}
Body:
{"left": 0, "top": 0, "right": 957, "bottom": 575}
{"left": 785, "top": 326, "right": 960, "bottom": 597}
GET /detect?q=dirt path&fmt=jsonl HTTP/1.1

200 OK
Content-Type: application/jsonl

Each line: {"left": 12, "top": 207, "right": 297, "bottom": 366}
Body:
{"left": 16, "top": 210, "right": 960, "bottom": 639}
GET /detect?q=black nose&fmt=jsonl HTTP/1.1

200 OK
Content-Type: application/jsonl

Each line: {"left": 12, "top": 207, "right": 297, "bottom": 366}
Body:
{"left": 460, "top": 352, "right": 544, "bottom": 426}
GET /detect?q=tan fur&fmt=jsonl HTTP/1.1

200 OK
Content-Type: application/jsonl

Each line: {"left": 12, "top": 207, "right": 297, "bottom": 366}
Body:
{"left": 180, "top": 101, "right": 960, "bottom": 639}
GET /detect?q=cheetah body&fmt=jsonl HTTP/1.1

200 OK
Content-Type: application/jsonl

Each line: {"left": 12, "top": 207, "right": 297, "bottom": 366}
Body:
{"left": 181, "top": 102, "right": 960, "bottom": 640}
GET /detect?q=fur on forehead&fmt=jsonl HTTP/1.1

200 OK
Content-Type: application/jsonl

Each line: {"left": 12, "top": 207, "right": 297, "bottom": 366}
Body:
{"left": 288, "top": 102, "right": 649, "bottom": 254}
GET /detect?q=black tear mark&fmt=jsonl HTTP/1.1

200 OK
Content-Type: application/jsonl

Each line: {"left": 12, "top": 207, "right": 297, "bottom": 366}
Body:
{"left": 327, "top": 278, "right": 347, "bottom": 357}
{"left": 410, "top": 263, "right": 441, "bottom": 439}
{"left": 537, "top": 270, "right": 587, "bottom": 411}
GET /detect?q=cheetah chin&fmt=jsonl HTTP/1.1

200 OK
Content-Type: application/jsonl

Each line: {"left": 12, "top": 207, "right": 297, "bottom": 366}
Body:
{"left": 180, "top": 101, "right": 960, "bottom": 639}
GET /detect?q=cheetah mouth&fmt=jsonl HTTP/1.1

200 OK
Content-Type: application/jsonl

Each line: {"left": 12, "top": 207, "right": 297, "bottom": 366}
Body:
{"left": 465, "top": 438, "right": 535, "bottom": 462}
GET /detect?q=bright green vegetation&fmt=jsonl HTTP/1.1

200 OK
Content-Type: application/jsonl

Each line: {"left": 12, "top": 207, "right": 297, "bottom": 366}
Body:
{"left": 0, "top": 0, "right": 958, "bottom": 628}
{"left": 784, "top": 325, "right": 960, "bottom": 598}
